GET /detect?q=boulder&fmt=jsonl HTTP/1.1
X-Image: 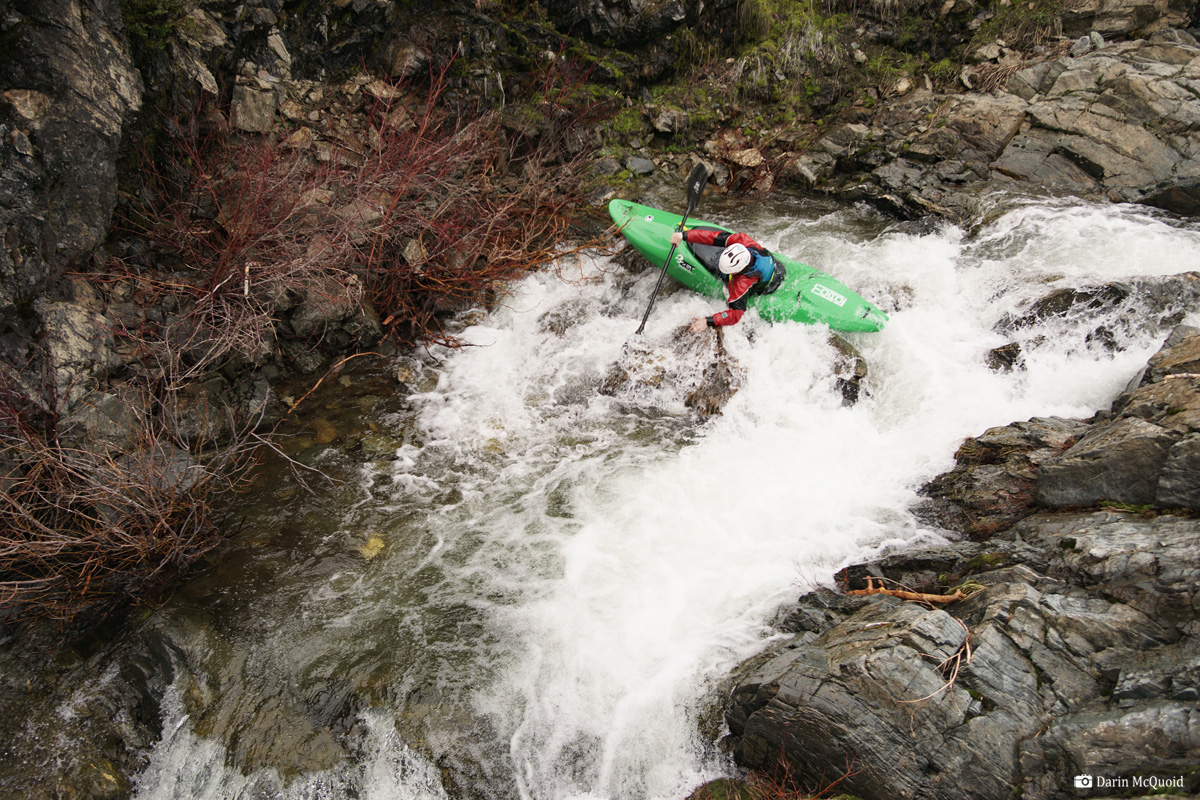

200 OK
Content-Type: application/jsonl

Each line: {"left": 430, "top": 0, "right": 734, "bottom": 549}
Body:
{"left": 1037, "top": 326, "right": 1200, "bottom": 508}
{"left": 600, "top": 325, "right": 744, "bottom": 415}
{"left": 725, "top": 329, "right": 1200, "bottom": 799}
{"left": 725, "top": 509, "right": 1200, "bottom": 800}
{"left": 1037, "top": 416, "right": 1179, "bottom": 506}
{"left": 917, "top": 417, "right": 1089, "bottom": 537}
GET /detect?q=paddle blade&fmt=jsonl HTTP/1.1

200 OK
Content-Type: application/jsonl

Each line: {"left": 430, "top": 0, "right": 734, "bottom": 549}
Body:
{"left": 684, "top": 163, "right": 708, "bottom": 217}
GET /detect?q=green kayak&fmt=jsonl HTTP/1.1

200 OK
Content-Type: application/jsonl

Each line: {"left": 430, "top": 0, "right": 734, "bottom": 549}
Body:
{"left": 609, "top": 198, "right": 888, "bottom": 332}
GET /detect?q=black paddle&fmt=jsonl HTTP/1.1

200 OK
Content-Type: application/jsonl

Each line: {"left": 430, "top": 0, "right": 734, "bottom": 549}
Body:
{"left": 635, "top": 162, "right": 709, "bottom": 335}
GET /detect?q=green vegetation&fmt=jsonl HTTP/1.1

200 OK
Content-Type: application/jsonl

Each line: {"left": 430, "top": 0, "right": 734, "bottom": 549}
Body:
{"left": 971, "top": 0, "right": 1065, "bottom": 51}
{"left": 119, "top": 0, "right": 184, "bottom": 63}
{"left": 966, "top": 552, "right": 1010, "bottom": 573}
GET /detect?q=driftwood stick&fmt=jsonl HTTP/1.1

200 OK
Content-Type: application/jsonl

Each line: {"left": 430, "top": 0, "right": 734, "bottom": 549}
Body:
{"left": 287, "top": 352, "right": 383, "bottom": 415}
{"left": 846, "top": 576, "right": 969, "bottom": 604}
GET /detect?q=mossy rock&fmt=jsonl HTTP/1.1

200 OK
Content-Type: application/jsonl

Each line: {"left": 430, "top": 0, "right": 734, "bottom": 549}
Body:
{"left": 685, "top": 778, "right": 756, "bottom": 800}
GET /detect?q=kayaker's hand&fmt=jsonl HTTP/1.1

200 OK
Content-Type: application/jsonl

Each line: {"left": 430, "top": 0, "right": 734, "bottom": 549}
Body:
{"left": 689, "top": 317, "right": 709, "bottom": 333}
{"left": 670, "top": 232, "right": 683, "bottom": 246}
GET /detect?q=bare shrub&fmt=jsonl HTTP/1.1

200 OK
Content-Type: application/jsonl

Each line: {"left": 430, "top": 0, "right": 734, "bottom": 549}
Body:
{"left": 747, "top": 745, "right": 861, "bottom": 800}
{"left": 107, "top": 53, "right": 609, "bottom": 356}
{"left": 2, "top": 55, "right": 610, "bottom": 621}
{"left": 0, "top": 375, "right": 256, "bottom": 622}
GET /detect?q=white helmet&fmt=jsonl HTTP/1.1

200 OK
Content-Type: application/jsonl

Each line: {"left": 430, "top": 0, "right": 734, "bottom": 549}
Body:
{"left": 718, "top": 243, "right": 752, "bottom": 275}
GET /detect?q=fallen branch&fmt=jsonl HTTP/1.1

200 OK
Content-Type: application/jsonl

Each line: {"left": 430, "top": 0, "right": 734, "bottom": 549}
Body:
{"left": 286, "top": 352, "right": 384, "bottom": 415}
{"left": 847, "top": 576, "right": 983, "bottom": 604}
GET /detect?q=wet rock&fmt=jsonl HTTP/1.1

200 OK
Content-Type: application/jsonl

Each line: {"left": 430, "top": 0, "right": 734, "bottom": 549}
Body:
{"left": 916, "top": 417, "right": 1089, "bottom": 537}
{"left": 685, "top": 348, "right": 740, "bottom": 415}
{"left": 0, "top": 616, "right": 177, "bottom": 799}
{"left": 829, "top": 333, "right": 868, "bottom": 405}
{"left": 393, "top": 356, "right": 441, "bottom": 394}
{"left": 1158, "top": 433, "right": 1200, "bottom": 506}
{"left": 995, "top": 275, "right": 1200, "bottom": 350}
{"left": 1038, "top": 326, "right": 1200, "bottom": 508}
{"left": 686, "top": 777, "right": 755, "bottom": 800}
{"left": 726, "top": 327, "right": 1200, "bottom": 798}
{"left": 987, "top": 341, "right": 1023, "bottom": 371}
{"left": 725, "top": 508, "right": 1200, "bottom": 800}
{"left": 1038, "top": 416, "right": 1178, "bottom": 506}
{"left": 1126, "top": 323, "right": 1200, "bottom": 386}
{"left": 600, "top": 326, "right": 743, "bottom": 415}
{"left": 539, "top": 298, "right": 593, "bottom": 336}
{"left": 924, "top": 325, "right": 1200, "bottom": 522}
{"left": 167, "top": 380, "right": 237, "bottom": 445}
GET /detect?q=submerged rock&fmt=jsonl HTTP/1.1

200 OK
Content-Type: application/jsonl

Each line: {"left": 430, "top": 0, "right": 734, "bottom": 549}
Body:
{"left": 995, "top": 274, "right": 1200, "bottom": 346}
{"left": 600, "top": 325, "right": 745, "bottom": 415}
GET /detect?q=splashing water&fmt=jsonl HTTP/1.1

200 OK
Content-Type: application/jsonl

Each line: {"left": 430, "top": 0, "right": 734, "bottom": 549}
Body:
{"left": 132, "top": 197, "right": 1200, "bottom": 800}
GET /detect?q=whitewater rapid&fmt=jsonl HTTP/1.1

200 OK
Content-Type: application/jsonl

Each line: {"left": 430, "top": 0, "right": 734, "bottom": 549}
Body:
{"left": 132, "top": 195, "right": 1200, "bottom": 800}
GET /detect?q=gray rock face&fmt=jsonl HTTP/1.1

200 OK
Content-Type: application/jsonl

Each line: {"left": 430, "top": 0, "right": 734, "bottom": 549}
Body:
{"left": 541, "top": 0, "right": 689, "bottom": 45}
{"left": 921, "top": 325, "right": 1200, "bottom": 522}
{"left": 37, "top": 300, "right": 120, "bottom": 407}
{"left": 1039, "top": 325, "right": 1200, "bottom": 508}
{"left": 1037, "top": 416, "right": 1178, "bottom": 506}
{"left": 917, "top": 417, "right": 1089, "bottom": 537}
{"left": 802, "top": 30, "right": 1200, "bottom": 221}
{"left": 1060, "top": 0, "right": 1171, "bottom": 38}
{"left": 0, "top": 0, "right": 143, "bottom": 318}
{"left": 726, "top": 510, "right": 1200, "bottom": 800}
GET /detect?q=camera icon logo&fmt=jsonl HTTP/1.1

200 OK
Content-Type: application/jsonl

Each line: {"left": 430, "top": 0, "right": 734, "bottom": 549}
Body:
{"left": 1074, "top": 775, "right": 1094, "bottom": 788}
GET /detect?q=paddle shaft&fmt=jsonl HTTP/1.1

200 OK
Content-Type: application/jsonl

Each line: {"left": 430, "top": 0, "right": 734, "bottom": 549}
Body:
{"left": 634, "top": 226, "right": 686, "bottom": 335}
{"left": 635, "top": 164, "right": 708, "bottom": 335}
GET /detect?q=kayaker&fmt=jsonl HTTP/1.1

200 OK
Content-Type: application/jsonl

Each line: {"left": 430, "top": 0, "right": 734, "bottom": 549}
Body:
{"left": 669, "top": 229, "right": 776, "bottom": 332}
